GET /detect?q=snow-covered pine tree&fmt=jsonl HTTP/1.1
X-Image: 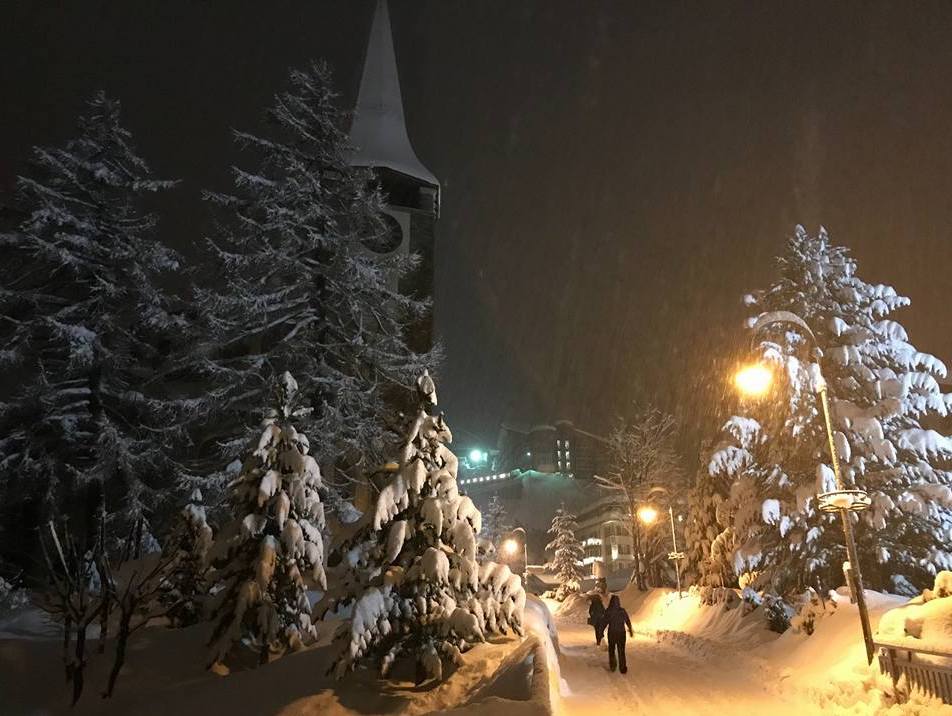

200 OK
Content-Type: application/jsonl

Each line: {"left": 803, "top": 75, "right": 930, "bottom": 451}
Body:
{"left": 161, "top": 488, "right": 213, "bottom": 627}
{"left": 181, "top": 61, "right": 435, "bottom": 498}
{"left": 319, "top": 372, "right": 525, "bottom": 682}
{"left": 683, "top": 440, "right": 732, "bottom": 589}
{"left": 0, "top": 92, "right": 183, "bottom": 561}
{"left": 480, "top": 493, "right": 512, "bottom": 548}
{"left": 544, "top": 504, "right": 584, "bottom": 601}
{"left": 208, "top": 372, "right": 326, "bottom": 667}
{"left": 713, "top": 226, "right": 952, "bottom": 595}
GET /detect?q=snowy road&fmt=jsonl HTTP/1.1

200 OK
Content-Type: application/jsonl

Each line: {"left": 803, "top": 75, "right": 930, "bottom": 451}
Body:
{"left": 552, "top": 617, "right": 820, "bottom": 716}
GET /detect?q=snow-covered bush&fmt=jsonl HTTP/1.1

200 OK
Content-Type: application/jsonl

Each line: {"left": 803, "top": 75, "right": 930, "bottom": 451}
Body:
{"left": 319, "top": 372, "right": 525, "bottom": 682}
{"left": 790, "top": 587, "right": 837, "bottom": 635}
{"left": 706, "top": 226, "right": 952, "bottom": 595}
{"left": 544, "top": 505, "right": 584, "bottom": 601}
{"left": 762, "top": 593, "right": 793, "bottom": 633}
{"left": 161, "top": 489, "right": 214, "bottom": 627}
{"left": 208, "top": 372, "right": 326, "bottom": 668}
{"left": 740, "top": 586, "right": 762, "bottom": 615}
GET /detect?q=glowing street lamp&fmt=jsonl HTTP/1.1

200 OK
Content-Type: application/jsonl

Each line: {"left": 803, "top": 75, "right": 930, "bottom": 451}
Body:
{"left": 738, "top": 310, "right": 874, "bottom": 664}
{"left": 502, "top": 527, "right": 528, "bottom": 578}
{"left": 636, "top": 505, "right": 658, "bottom": 525}
{"left": 734, "top": 363, "right": 773, "bottom": 397}
{"left": 469, "top": 448, "right": 487, "bottom": 464}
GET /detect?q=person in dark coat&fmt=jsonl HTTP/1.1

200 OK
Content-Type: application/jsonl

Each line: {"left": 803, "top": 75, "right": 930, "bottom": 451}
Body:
{"left": 587, "top": 594, "right": 606, "bottom": 645}
{"left": 599, "top": 594, "right": 634, "bottom": 673}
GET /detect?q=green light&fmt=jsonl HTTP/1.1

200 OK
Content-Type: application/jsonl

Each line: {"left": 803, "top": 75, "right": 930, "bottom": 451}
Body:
{"left": 469, "top": 448, "right": 483, "bottom": 463}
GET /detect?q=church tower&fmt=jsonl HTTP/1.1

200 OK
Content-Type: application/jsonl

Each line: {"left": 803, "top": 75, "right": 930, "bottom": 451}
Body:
{"left": 350, "top": 0, "right": 440, "bottom": 352}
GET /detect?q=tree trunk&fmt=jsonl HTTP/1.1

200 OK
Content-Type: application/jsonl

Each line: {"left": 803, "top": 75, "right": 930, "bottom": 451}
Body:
{"left": 63, "top": 616, "right": 73, "bottom": 680}
{"left": 71, "top": 624, "right": 87, "bottom": 706}
{"left": 98, "top": 594, "right": 111, "bottom": 653}
{"left": 104, "top": 609, "right": 131, "bottom": 698}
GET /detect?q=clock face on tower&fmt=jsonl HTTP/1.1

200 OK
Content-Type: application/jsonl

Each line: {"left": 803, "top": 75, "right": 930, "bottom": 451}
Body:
{"left": 362, "top": 212, "right": 404, "bottom": 255}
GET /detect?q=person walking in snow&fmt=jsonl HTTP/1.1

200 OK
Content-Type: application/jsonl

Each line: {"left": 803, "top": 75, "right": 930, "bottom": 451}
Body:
{"left": 599, "top": 594, "right": 634, "bottom": 673}
{"left": 588, "top": 594, "right": 606, "bottom": 645}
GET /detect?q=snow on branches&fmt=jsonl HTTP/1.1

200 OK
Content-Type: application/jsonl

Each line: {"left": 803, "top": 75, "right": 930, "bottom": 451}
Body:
{"left": 708, "top": 226, "right": 952, "bottom": 595}
{"left": 320, "top": 372, "right": 525, "bottom": 683}
{"left": 0, "top": 92, "right": 184, "bottom": 547}
{"left": 208, "top": 372, "right": 326, "bottom": 668}
{"left": 179, "top": 61, "right": 436, "bottom": 494}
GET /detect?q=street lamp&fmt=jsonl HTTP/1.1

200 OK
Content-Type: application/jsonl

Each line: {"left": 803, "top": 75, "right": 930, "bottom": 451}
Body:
{"left": 737, "top": 310, "right": 875, "bottom": 664}
{"left": 503, "top": 527, "right": 528, "bottom": 579}
{"left": 636, "top": 505, "right": 658, "bottom": 525}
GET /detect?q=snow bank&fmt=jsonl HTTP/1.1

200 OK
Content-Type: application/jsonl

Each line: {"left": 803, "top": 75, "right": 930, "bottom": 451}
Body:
{"left": 876, "top": 571, "right": 952, "bottom": 652}
{"left": 762, "top": 589, "right": 950, "bottom": 714}
{"left": 0, "top": 614, "right": 540, "bottom": 715}
{"left": 435, "top": 596, "right": 558, "bottom": 715}
{"left": 602, "top": 585, "right": 952, "bottom": 713}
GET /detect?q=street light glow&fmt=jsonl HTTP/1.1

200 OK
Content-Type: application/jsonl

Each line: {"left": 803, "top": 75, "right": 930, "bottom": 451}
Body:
{"left": 734, "top": 363, "right": 773, "bottom": 397}
{"left": 469, "top": 448, "right": 485, "bottom": 463}
{"left": 636, "top": 505, "right": 658, "bottom": 524}
{"left": 502, "top": 538, "right": 519, "bottom": 556}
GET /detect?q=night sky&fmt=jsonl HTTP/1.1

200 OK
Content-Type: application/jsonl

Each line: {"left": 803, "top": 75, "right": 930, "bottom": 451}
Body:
{"left": 3, "top": 1, "right": 952, "bottom": 456}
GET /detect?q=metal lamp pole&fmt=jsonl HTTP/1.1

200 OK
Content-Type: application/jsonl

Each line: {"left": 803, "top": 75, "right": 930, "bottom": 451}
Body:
{"left": 667, "top": 506, "right": 685, "bottom": 598}
{"left": 748, "top": 311, "right": 875, "bottom": 664}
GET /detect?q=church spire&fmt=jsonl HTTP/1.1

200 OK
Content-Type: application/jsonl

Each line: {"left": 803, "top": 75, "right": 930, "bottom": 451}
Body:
{"left": 349, "top": 0, "right": 438, "bottom": 188}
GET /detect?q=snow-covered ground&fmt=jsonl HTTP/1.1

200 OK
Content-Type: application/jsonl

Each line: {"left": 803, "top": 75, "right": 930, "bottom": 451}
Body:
{"left": 5, "top": 583, "right": 951, "bottom": 715}
{"left": 0, "top": 605, "right": 535, "bottom": 715}
{"left": 540, "top": 585, "right": 952, "bottom": 716}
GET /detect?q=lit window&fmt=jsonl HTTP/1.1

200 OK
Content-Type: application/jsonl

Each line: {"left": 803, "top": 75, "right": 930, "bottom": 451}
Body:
{"left": 567, "top": 462, "right": 571, "bottom": 469}
{"left": 557, "top": 439, "right": 562, "bottom": 447}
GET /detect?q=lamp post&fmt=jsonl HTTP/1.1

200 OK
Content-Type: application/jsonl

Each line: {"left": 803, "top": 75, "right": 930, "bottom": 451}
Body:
{"left": 667, "top": 506, "right": 685, "bottom": 598}
{"left": 633, "top": 505, "right": 658, "bottom": 590}
{"left": 737, "top": 310, "right": 875, "bottom": 664}
{"left": 503, "top": 527, "right": 528, "bottom": 580}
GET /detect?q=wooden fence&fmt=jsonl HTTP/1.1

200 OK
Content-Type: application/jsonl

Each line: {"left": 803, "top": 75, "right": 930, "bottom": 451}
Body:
{"left": 876, "top": 640, "right": 952, "bottom": 704}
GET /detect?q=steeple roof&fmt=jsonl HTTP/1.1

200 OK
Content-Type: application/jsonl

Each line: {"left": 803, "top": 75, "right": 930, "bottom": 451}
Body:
{"left": 349, "top": 0, "right": 439, "bottom": 188}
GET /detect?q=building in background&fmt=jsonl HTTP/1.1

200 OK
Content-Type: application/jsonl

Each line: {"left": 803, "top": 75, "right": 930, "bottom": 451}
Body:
{"left": 575, "top": 496, "right": 635, "bottom": 577}
{"left": 494, "top": 419, "right": 611, "bottom": 480}
{"left": 349, "top": 0, "right": 439, "bottom": 353}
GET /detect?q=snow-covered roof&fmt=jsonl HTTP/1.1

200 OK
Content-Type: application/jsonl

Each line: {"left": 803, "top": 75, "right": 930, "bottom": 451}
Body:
{"left": 349, "top": 0, "right": 439, "bottom": 188}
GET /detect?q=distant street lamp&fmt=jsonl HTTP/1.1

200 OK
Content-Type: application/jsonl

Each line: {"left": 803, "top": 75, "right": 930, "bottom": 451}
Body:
{"left": 736, "top": 310, "right": 875, "bottom": 664}
{"left": 636, "top": 505, "right": 658, "bottom": 525}
{"left": 503, "top": 527, "right": 528, "bottom": 579}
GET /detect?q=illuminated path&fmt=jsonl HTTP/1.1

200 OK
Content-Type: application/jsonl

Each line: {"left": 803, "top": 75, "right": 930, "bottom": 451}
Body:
{"left": 550, "top": 612, "right": 818, "bottom": 716}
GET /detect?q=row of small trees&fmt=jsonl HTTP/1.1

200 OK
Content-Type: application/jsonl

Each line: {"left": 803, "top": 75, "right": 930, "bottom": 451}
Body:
{"left": 39, "top": 369, "right": 527, "bottom": 704}
{"left": 0, "top": 61, "right": 435, "bottom": 573}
